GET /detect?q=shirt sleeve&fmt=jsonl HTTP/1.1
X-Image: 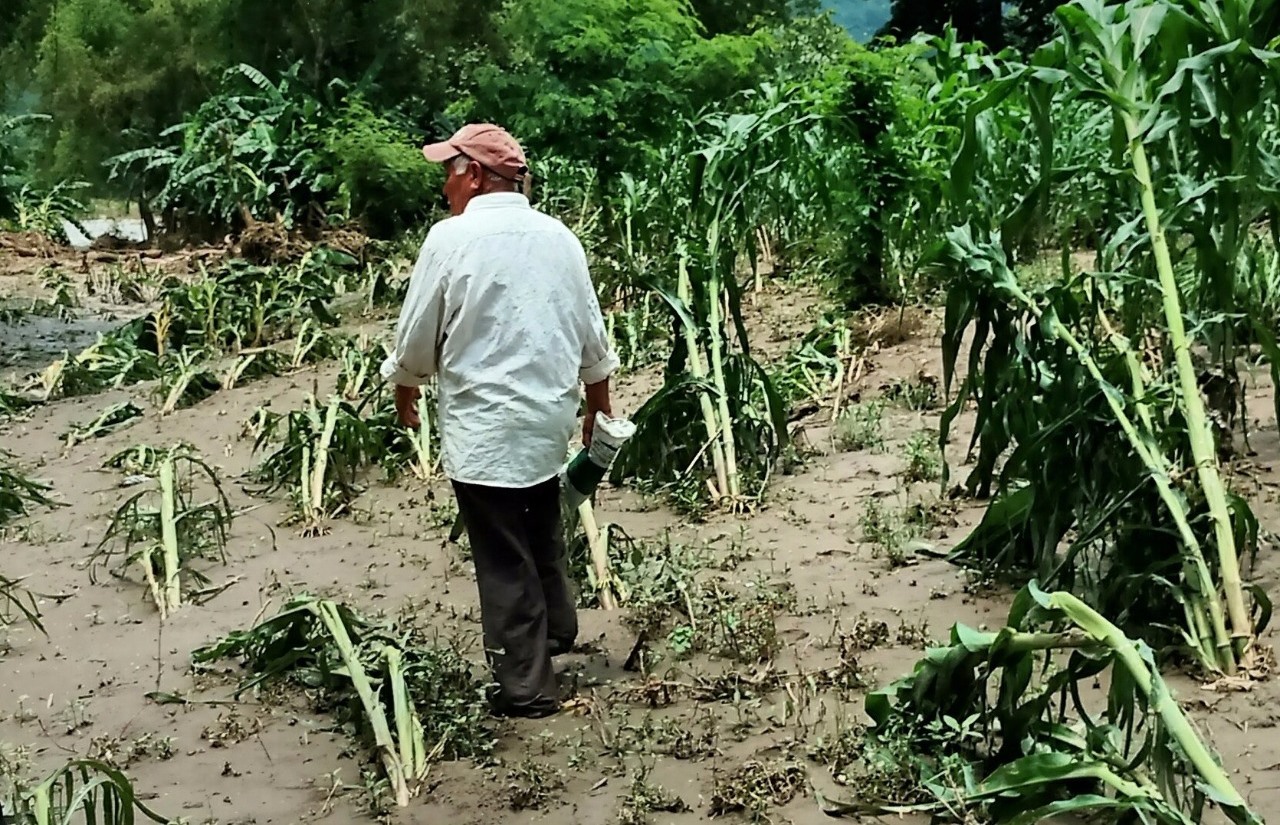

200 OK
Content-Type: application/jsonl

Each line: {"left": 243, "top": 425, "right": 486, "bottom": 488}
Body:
{"left": 380, "top": 231, "right": 449, "bottom": 387}
{"left": 574, "top": 243, "right": 620, "bottom": 385}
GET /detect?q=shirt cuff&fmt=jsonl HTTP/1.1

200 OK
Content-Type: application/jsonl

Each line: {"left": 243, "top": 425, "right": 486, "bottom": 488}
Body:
{"left": 580, "top": 349, "right": 620, "bottom": 385}
{"left": 380, "top": 355, "right": 426, "bottom": 387}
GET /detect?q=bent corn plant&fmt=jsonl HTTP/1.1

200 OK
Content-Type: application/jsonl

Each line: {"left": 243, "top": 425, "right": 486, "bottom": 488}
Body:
{"left": 95, "top": 446, "right": 233, "bottom": 618}
{"left": 838, "top": 582, "right": 1261, "bottom": 825}
{"left": 192, "top": 596, "right": 492, "bottom": 808}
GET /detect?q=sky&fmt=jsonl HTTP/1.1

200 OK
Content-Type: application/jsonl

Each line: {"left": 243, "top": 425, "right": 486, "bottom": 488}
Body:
{"left": 823, "top": 0, "right": 892, "bottom": 42}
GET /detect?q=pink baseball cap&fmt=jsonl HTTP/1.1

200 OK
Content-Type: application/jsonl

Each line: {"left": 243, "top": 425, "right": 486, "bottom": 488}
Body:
{"left": 422, "top": 123, "right": 529, "bottom": 183}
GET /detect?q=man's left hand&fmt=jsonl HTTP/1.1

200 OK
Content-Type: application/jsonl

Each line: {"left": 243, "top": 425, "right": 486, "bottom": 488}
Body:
{"left": 395, "top": 384, "right": 422, "bottom": 428}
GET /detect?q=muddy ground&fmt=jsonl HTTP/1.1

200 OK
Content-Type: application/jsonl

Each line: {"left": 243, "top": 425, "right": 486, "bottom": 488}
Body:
{"left": 3, "top": 243, "right": 1280, "bottom": 825}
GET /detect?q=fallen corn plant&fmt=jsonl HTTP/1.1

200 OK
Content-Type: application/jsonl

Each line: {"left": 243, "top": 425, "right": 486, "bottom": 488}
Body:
{"left": 62, "top": 402, "right": 144, "bottom": 450}
{"left": 1, "top": 758, "right": 171, "bottom": 824}
{"left": 820, "top": 582, "right": 1261, "bottom": 825}
{"left": 192, "top": 596, "right": 493, "bottom": 808}
{"left": 155, "top": 349, "right": 221, "bottom": 414}
{"left": 252, "top": 393, "right": 381, "bottom": 530}
{"left": 94, "top": 446, "right": 233, "bottom": 618}
{"left": 221, "top": 347, "right": 289, "bottom": 390}
{"left": 0, "top": 451, "right": 56, "bottom": 525}
{"left": 29, "top": 336, "right": 161, "bottom": 401}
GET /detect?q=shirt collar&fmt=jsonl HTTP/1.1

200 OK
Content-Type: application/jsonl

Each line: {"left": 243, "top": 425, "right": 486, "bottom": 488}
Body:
{"left": 463, "top": 192, "right": 530, "bottom": 213}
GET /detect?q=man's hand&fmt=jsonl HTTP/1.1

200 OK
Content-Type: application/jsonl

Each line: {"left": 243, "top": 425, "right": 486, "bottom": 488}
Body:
{"left": 583, "top": 378, "right": 612, "bottom": 448}
{"left": 395, "top": 384, "right": 422, "bottom": 428}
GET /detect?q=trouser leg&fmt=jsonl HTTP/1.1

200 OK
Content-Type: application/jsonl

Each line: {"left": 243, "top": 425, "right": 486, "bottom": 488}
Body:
{"left": 451, "top": 480, "right": 558, "bottom": 716}
{"left": 521, "top": 477, "right": 578, "bottom": 655}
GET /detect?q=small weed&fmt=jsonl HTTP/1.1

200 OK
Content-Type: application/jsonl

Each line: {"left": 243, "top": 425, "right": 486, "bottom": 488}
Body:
{"left": 859, "top": 500, "right": 918, "bottom": 568}
{"left": 506, "top": 757, "right": 566, "bottom": 811}
{"left": 882, "top": 374, "right": 939, "bottom": 411}
{"left": 201, "top": 711, "right": 264, "bottom": 748}
{"left": 895, "top": 618, "right": 931, "bottom": 648}
{"left": 87, "top": 732, "right": 176, "bottom": 768}
{"left": 845, "top": 614, "right": 891, "bottom": 651}
{"left": 902, "top": 431, "right": 941, "bottom": 483}
{"left": 808, "top": 723, "right": 927, "bottom": 806}
{"left": 834, "top": 400, "right": 885, "bottom": 452}
{"left": 709, "top": 759, "right": 806, "bottom": 822}
{"left": 617, "top": 764, "right": 689, "bottom": 825}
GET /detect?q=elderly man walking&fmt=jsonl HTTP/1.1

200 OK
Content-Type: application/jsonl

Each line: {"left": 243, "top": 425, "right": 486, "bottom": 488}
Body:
{"left": 380, "top": 123, "right": 619, "bottom": 719}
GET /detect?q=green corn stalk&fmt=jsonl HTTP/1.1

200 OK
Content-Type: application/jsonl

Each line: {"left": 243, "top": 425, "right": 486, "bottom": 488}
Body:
{"left": 1123, "top": 121, "right": 1251, "bottom": 664}
{"left": 1047, "top": 590, "right": 1244, "bottom": 810}
{"left": 385, "top": 646, "right": 428, "bottom": 781}
{"left": 310, "top": 398, "right": 339, "bottom": 522}
{"left": 315, "top": 602, "right": 410, "bottom": 807}
{"left": 705, "top": 257, "right": 740, "bottom": 501}
{"left": 677, "top": 247, "right": 729, "bottom": 500}
{"left": 96, "top": 446, "right": 232, "bottom": 615}
{"left": 158, "top": 458, "right": 181, "bottom": 615}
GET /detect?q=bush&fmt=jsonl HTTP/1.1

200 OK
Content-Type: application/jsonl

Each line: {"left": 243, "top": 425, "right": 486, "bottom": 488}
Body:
{"left": 322, "top": 98, "right": 442, "bottom": 238}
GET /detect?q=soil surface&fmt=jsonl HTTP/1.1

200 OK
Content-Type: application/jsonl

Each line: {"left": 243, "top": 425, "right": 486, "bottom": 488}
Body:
{"left": 3, "top": 244, "right": 1280, "bottom": 825}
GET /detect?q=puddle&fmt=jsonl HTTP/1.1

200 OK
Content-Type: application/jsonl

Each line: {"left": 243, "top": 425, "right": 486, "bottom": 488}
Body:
{"left": 62, "top": 217, "right": 148, "bottom": 250}
{"left": 0, "top": 311, "right": 134, "bottom": 377}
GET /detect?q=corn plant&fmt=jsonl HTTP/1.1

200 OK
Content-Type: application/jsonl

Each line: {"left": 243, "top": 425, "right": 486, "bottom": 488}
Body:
{"left": 827, "top": 582, "right": 1261, "bottom": 825}
{"left": 335, "top": 336, "right": 387, "bottom": 401}
{"left": 931, "top": 0, "right": 1275, "bottom": 676}
{"left": 0, "top": 573, "right": 45, "bottom": 636}
{"left": 155, "top": 349, "right": 221, "bottom": 415}
{"left": 62, "top": 402, "right": 144, "bottom": 450}
{"left": 192, "top": 596, "right": 492, "bottom": 808}
{"left": 252, "top": 394, "right": 381, "bottom": 529}
{"left": 0, "top": 452, "right": 56, "bottom": 526}
{"left": 221, "top": 347, "right": 289, "bottom": 390}
{"left": 94, "top": 446, "right": 232, "bottom": 618}
{"left": 31, "top": 337, "right": 161, "bottom": 401}
{"left": 1, "top": 758, "right": 170, "bottom": 824}
{"left": 614, "top": 91, "right": 833, "bottom": 508}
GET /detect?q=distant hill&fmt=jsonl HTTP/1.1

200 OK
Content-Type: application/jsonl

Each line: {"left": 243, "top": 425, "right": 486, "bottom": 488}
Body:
{"left": 822, "top": 0, "right": 891, "bottom": 42}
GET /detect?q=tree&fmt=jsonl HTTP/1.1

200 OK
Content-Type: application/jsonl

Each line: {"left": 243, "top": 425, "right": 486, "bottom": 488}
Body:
{"left": 462, "top": 0, "right": 776, "bottom": 185}
{"left": 20, "top": 0, "right": 506, "bottom": 189}
{"left": 1005, "top": 0, "right": 1064, "bottom": 53}
{"left": 880, "top": 0, "right": 1005, "bottom": 47}
{"left": 878, "top": 0, "right": 1065, "bottom": 52}
{"left": 688, "top": 0, "right": 819, "bottom": 36}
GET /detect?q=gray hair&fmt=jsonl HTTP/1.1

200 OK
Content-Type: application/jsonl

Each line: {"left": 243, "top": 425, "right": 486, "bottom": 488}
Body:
{"left": 450, "top": 153, "right": 520, "bottom": 188}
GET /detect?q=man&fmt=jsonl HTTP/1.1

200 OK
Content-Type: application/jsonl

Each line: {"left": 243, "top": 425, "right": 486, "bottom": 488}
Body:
{"left": 380, "top": 123, "right": 619, "bottom": 719}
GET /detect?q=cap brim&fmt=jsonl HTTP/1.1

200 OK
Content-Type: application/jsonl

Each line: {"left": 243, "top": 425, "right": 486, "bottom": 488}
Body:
{"left": 421, "top": 142, "right": 457, "bottom": 163}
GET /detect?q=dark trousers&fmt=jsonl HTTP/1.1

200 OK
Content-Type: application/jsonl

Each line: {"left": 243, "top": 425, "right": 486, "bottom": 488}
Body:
{"left": 451, "top": 477, "right": 577, "bottom": 716}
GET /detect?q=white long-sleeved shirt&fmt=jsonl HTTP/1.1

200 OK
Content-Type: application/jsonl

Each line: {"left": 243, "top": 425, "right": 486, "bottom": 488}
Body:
{"left": 380, "top": 192, "right": 620, "bottom": 488}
